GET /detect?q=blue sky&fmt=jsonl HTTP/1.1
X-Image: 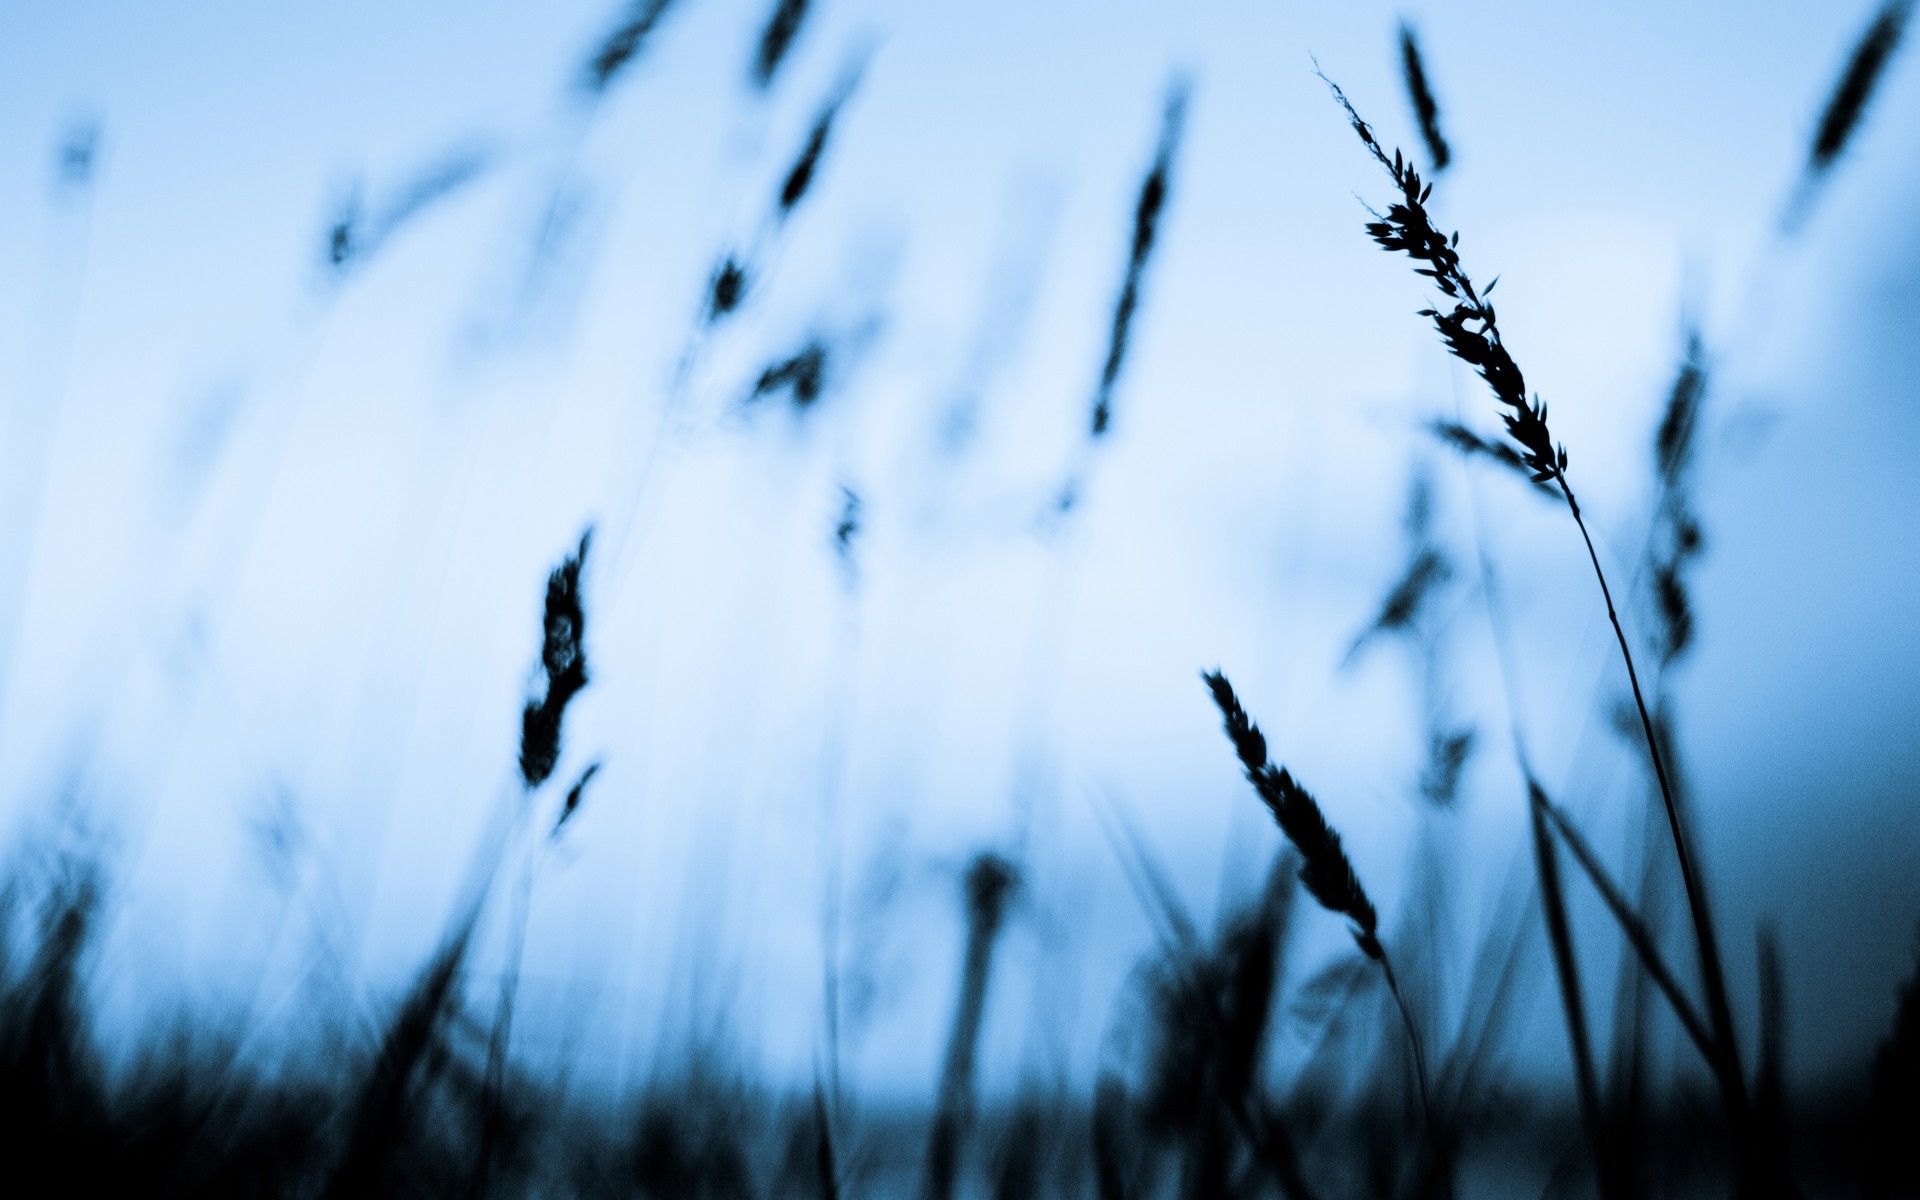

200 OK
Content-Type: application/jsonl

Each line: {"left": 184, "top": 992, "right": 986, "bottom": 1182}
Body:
{"left": 1, "top": 0, "right": 1916, "bottom": 1102}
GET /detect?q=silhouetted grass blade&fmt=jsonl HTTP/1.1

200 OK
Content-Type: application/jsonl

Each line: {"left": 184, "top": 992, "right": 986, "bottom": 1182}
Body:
{"left": 752, "top": 0, "right": 811, "bottom": 90}
{"left": 582, "top": 0, "right": 679, "bottom": 96}
{"left": 1090, "top": 80, "right": 1188, "bottom": 440}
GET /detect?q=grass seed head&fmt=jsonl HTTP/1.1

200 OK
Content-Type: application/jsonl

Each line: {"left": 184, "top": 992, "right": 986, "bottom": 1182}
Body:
{"left": 779, "top": 68, "right": 865, "bottom": 218}
{"left": 520, "top": 529, "right": 593, "bottom": 790}
{"left": 708, "top": 257, "right": 748, "bottom": 322}
{"left": 1655, "top": 331, "right": 1708, "bottom": 482}
{"left": 1323, "top": 70, "right": 1566, "bottom": 484}
{"left": 1090, "top": 79, "right": 1188, "bottom": 439}
{"left": 751, "top": 339, "right": 829, "bottom": 409}
{"left": 1810, "top": 0, "right": 1914, "bottom": 173}
{"left": 552, "top": 761, "right": 602, "bottom": 839}
{"left": 1202, "top": 670, "right": 1381, "bottom": 959}
{"left": 752, "top": 0, "right": 811, "bottom": 90}
{"left": 1398, "top": 23, "right": 1451, "bottom": 173}
{"left": 582, "top": 0, "right": 678, "bottom": 96}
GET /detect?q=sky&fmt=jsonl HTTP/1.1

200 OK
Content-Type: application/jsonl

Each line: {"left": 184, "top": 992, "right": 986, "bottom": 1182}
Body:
{"left": 0, "top": 0, "right": 1916, "bottom": 1105}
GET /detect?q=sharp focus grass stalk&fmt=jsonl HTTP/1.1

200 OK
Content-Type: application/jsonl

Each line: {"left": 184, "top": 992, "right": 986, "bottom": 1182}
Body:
{"left": 1318, "top": 74, "right": 1780, "bottom": 1193}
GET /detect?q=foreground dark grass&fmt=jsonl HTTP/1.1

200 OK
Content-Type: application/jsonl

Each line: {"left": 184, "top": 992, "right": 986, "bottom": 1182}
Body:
{"left": 0, "top": 832, "right": 1911, "bottom": 1198}
{"left": 1186, "top": 23, "right": 1917, "bottom": 1194}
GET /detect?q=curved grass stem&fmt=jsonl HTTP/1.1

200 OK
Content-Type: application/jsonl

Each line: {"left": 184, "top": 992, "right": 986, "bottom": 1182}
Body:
{"left": 1555, "top": 478, "right": 1745, "bottom": 1089}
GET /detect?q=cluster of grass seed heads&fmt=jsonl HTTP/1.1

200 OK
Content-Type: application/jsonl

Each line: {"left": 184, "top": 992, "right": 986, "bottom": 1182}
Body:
{"left": 1203, "top": 670, "right": 1382, "bottom": 960}
{"left": 520, "top": 529, "right": 592, "bottom": 790}
{"left": 1322, "top": 75, "right": 1564, "bottom": 486}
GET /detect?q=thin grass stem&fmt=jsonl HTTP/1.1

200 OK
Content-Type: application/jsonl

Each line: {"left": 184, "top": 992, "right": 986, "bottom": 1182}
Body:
{"left": 1529, "top": 787, "right": 1617, "bottom": 1199}
{"left": 1377, "top": 951, "right": 1443, "bottom": 1179}
{"left": 1555, "top": 480, "right": 1746, "bottom": 1096}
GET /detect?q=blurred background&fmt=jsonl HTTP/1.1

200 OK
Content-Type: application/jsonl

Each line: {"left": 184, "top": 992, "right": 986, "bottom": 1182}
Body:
{"left": 0, "top": 0, "right": 1916, "bottom": 1191}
